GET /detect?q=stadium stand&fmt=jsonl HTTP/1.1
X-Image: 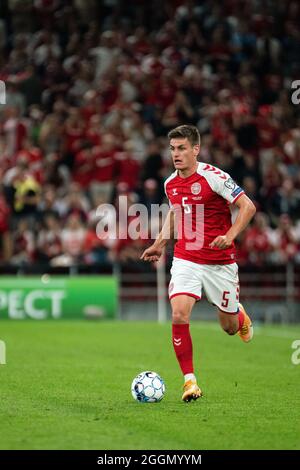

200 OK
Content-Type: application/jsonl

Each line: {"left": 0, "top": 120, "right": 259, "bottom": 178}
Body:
{"left": 0, "top": 0, "right": 299, "bottom": 281}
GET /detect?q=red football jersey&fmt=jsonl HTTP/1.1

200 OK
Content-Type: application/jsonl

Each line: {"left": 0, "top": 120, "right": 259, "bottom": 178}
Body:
{"left": 164, "top": 162, "right": 244, "bottom": 264}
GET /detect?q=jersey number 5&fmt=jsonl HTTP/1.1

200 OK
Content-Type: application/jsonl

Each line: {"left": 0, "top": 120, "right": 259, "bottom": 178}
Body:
{"left": 182, "top": 197, "right": 191, "bottom": 214}
{"left": 221, "top": 291, "right": 230, "bottom": 308}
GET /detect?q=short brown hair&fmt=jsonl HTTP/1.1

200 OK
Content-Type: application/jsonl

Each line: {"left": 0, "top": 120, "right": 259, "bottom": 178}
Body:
{"left": 168, "top": 125, "right": 200, "bottom": 147}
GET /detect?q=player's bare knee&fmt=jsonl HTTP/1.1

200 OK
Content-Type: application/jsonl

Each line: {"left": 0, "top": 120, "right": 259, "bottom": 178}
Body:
{"left": 172, "top": 310, "right": 189, "bottom": 324}
{"left": 221, "top": 319, "right": 239, "bottom": 335}
{"left": 218, "top": 310, "right": 239, "bottom": 335}
{"left": 223, "top": 325, "right": 237, "bottom": 335}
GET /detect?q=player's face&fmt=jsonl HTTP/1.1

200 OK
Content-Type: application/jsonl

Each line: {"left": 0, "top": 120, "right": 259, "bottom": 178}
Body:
{"left": 169, "top": 138, "right": 199, "bottom": 172}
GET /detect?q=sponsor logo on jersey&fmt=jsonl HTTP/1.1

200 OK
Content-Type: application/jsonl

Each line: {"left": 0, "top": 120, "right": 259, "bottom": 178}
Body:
{"left": 231, "top": 187, "right": 243, "bottom": 198}
{"left": 224, "top": 178, "right": 236, "bottom": 190}
{"left": 191, "top": 182, "right": 201, "bottom": 195}
{"left": 172, "top": 188, "right": 178, "bottom": 195}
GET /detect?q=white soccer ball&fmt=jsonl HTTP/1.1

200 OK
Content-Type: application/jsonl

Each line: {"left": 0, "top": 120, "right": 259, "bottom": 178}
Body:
{"left": 131, "top": 371, "right": 165, "bottom": 403}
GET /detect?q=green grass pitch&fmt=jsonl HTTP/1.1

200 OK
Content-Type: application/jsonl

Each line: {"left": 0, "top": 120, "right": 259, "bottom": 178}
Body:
{"left": 0, "top": 320, "right": 299, "bottom": 450}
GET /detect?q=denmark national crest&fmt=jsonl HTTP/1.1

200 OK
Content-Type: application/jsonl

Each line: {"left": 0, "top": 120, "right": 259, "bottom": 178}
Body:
{"left": 191, "top": 182, "right": 201, "bottom": 195}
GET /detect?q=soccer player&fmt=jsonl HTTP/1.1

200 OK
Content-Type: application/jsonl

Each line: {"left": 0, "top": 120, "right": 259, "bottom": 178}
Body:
{"left": 141, "top": 125, "right": 256, "bottom": 402}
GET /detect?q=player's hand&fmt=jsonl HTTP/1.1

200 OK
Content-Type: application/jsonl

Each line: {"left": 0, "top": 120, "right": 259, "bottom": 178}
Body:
{"left": 209, "top": 235, "right": 233, "bottom": 249}
{"left": 140, "top": 245, "right": 163, "bottom": 262}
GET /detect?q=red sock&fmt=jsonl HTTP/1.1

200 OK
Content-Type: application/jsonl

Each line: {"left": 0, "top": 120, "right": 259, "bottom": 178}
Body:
{"left": 172, "top": 323, "right": 194, "bottom": 375}
{"left": 238, "top": 309, "right": 245, "bottom": 330}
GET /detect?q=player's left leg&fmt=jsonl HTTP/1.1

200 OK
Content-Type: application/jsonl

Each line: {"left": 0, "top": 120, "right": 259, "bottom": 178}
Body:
{"left": 218, "top": 308, "right": 239, "bottom": 335}
{"left": 203, "top": 264, "right": 253, "bottom": 342}
{"left": 236, "top": 303, "right": 253, "bottom": 343}
{"left": 218, "top": 304, "right": 253, "bottom": 343}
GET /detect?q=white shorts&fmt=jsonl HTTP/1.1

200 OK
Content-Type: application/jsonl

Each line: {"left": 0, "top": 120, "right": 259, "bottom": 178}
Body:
{"left": 169, "top": 257, "right": 240, "bottom": 313}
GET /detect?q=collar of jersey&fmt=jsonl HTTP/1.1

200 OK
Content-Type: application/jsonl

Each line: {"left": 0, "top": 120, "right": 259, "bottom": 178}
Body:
{"left": 176, "top": 162, "right": 199, "bottom": 180}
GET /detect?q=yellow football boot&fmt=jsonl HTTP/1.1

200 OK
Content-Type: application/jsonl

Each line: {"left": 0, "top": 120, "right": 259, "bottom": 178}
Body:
{"left": 182, "top": 380, "right": 203, "bottom": 402}
{"left": 238, "top": 303, "right": 253, "bottom": 343}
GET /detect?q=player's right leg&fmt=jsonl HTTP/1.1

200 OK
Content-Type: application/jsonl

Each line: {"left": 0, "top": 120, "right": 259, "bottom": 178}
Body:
{"left": 171, "top": 295, "right": 203, "bottom": 402}
{"left": 169, "top": 258, "right": 203, "bottom": 401}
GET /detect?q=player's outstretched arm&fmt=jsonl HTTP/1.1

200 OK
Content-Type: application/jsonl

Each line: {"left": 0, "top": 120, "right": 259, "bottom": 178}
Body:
{"left": 141, "top": 210, "right": 174, "bottom": 262}
{"left": 209, "top": 194, "right": 256, "bottom": 249}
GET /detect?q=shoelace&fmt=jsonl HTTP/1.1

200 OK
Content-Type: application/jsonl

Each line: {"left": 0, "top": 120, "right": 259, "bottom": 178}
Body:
{"left": 240, "top": 323, "right": 249, "bottom": 335}
{"left": 183, "top": 382, "right": 197, "bottom": 391}
{"left": 184, "top": 381, "right": 192, "bottom": 389}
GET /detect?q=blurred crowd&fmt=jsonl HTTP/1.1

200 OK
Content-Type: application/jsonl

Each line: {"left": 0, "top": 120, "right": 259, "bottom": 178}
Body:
{"left": 0, "top": 0, "right": 300, "bottom": 268}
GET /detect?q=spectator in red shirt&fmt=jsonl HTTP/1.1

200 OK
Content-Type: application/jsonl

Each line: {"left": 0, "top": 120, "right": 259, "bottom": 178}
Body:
{"left": 242, "top": 212, "right": 273, "bottom": 265}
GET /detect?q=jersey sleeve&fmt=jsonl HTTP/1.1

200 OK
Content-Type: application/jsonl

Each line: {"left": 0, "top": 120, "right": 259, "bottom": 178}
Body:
{"left": 164, "top": 182, "right": 173, "bottom": 209}
{"left": 164, "top": 172, "right": 177, "bottom": 209}
{"left": 218, "top": 174, "right": 244, "bottom": 203}
{"left": 200, "top": 164, "right": 244, "bottom": 203}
